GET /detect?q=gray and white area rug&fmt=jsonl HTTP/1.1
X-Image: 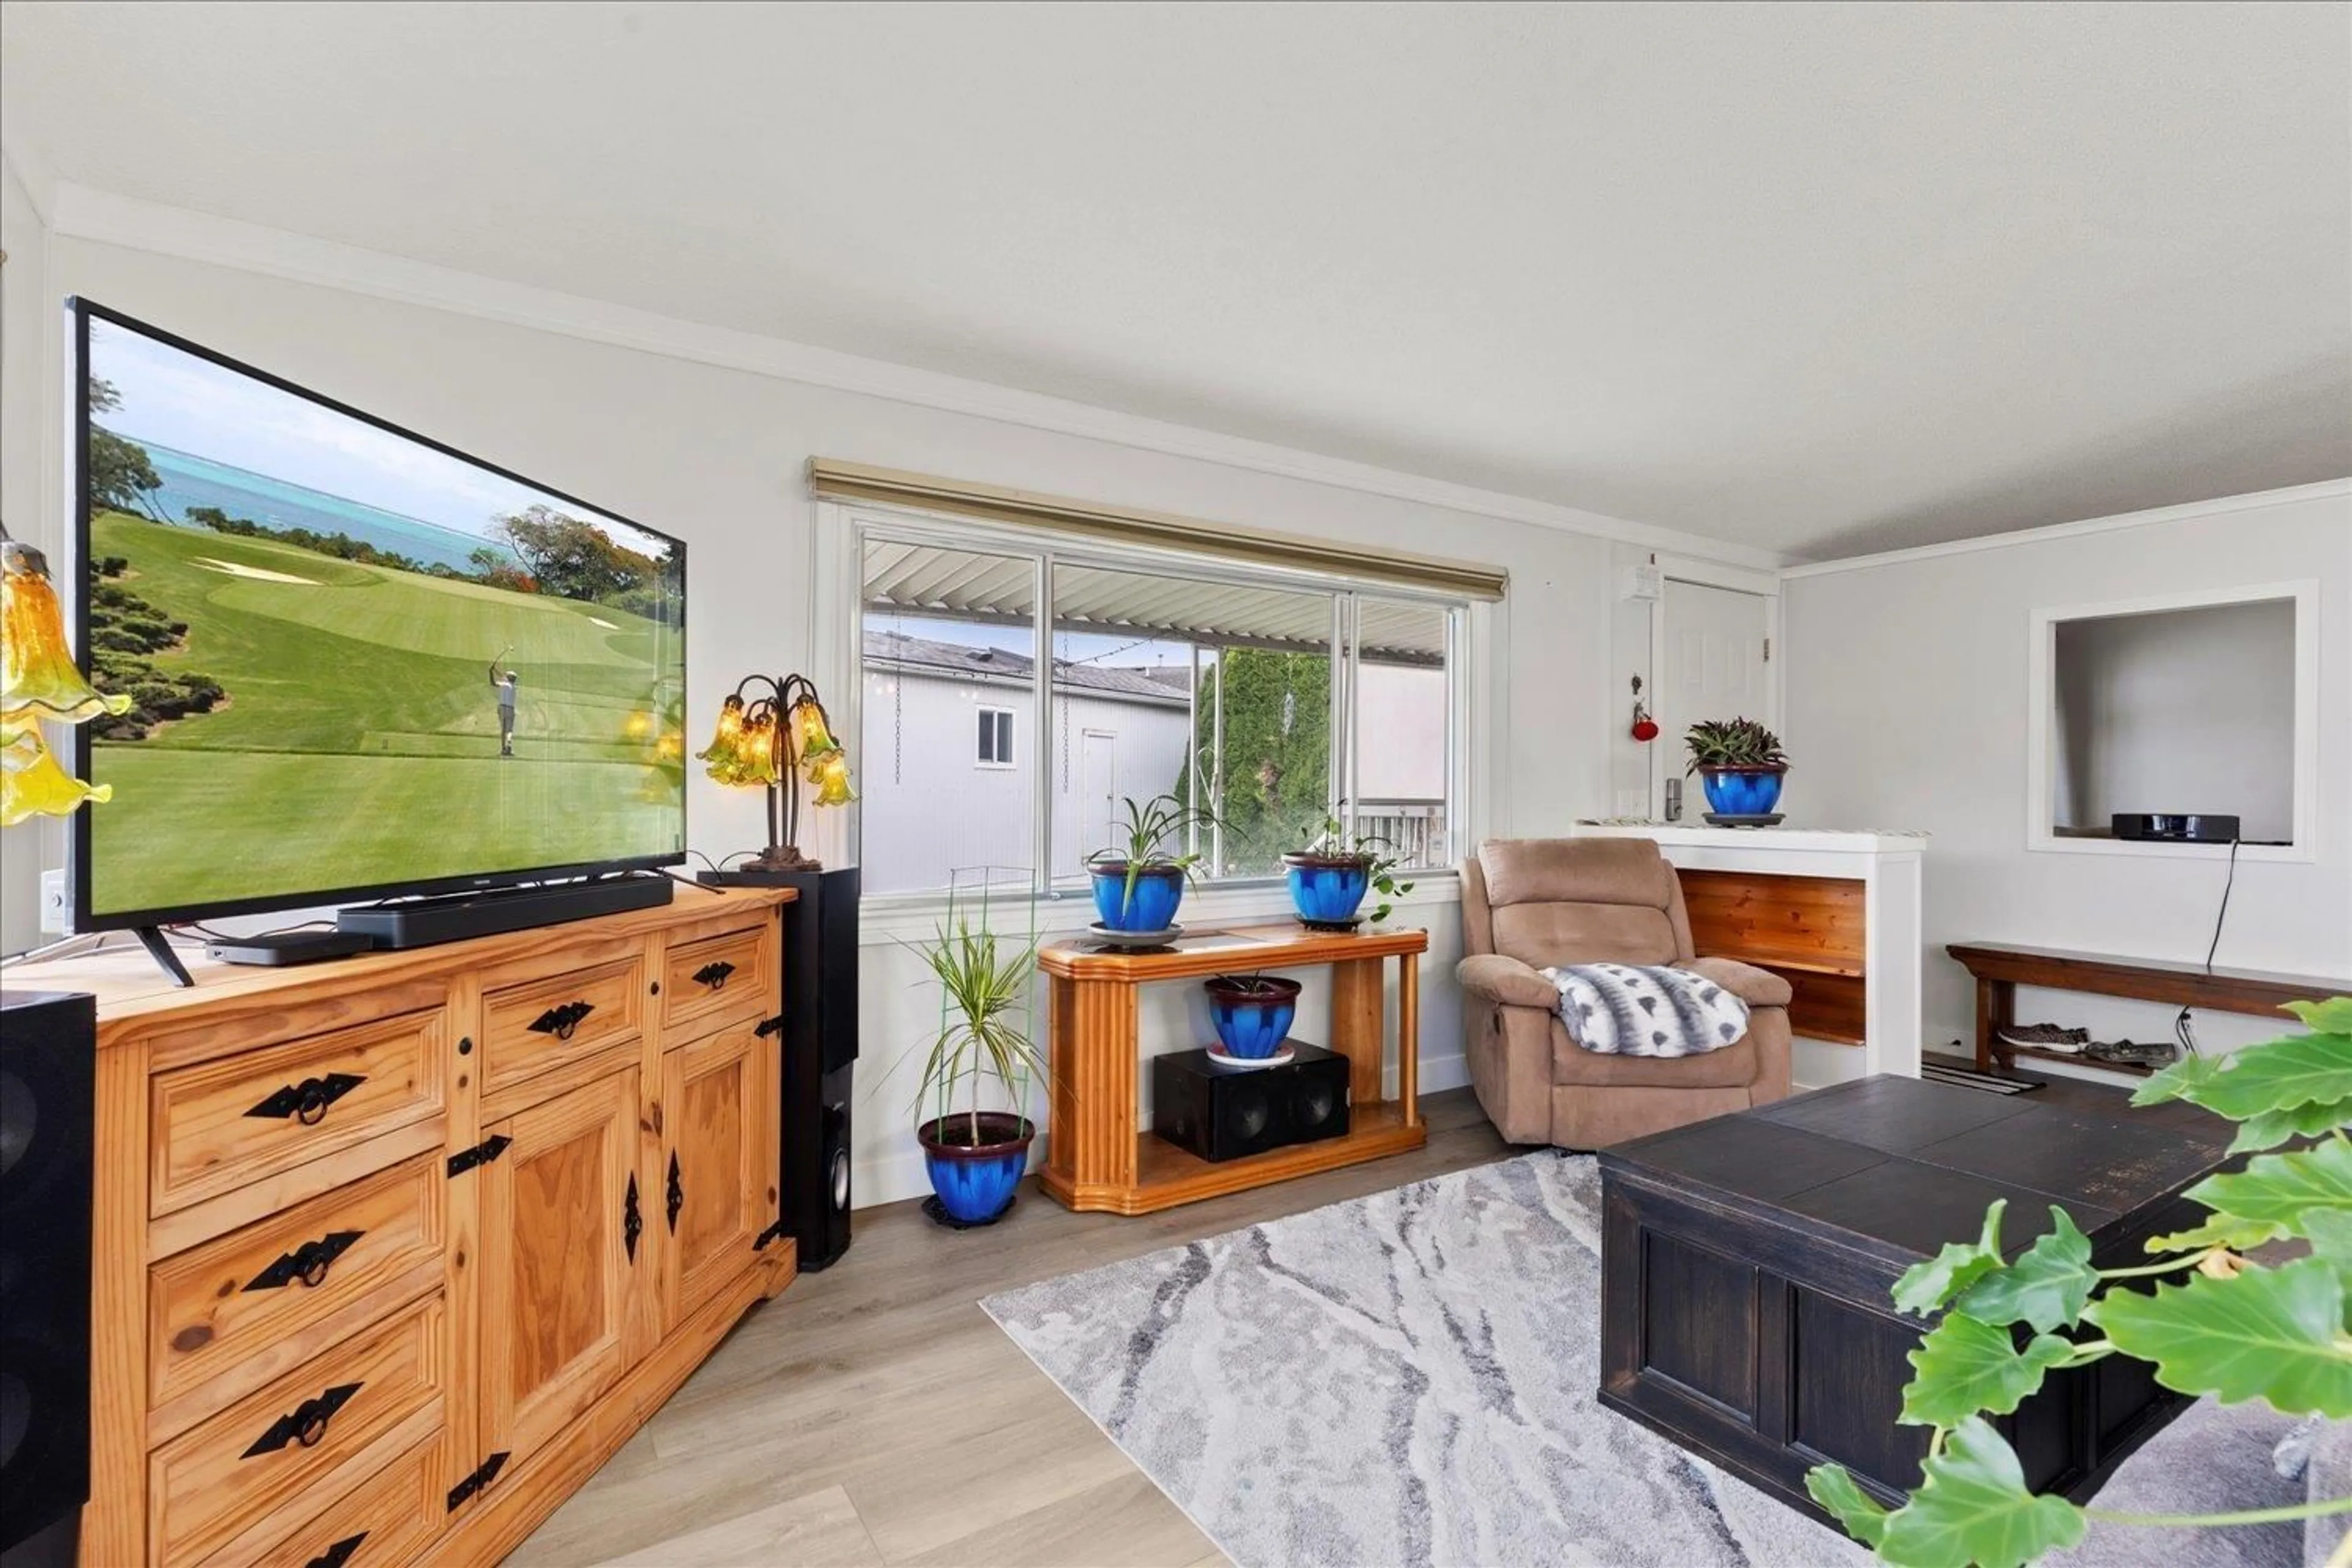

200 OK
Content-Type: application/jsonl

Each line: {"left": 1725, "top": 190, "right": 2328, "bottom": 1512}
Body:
{"left": 982, "top": 1153, "right": 2334, "bottom": 1568}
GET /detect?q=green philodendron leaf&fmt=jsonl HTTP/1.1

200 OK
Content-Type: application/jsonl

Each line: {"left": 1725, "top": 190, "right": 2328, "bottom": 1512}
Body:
{"left": 1893, "top": 1199, "right": 2007, "bottom": 1317}
{"left": 1804, "top": 1464, "right": 1890, "bottom": 1548}
{"left": 2133, "top": 1051, "right": 2223, "bottom": 1107}
{"left": 2085, "top": 1255, "right": 2352, "bottom": 1417}
{"left": 1874, "top": 1416, "right": 2087, "bottom": 1568}
{"left": 2229, "top": 1096, "right": 2352, "bottom": 1155}
{"left": 2147, "top": 1030, "right": 2352, "bottom": 1121}
{"left": 1900, "top": 1314, "right": 2074, "bottom": 1428}
{"left": 2304, "top": 1207, "right": 2352, "bottom": 1308}
{"left": 1954, "top": 1208, "right": 2096, "bottom": 1332}
{"left": 2167, "top": 1139, "right": 2352, "bottom": 1251}
{"left": 2283, "top": 998, "right": 2352, "bottom": 1035}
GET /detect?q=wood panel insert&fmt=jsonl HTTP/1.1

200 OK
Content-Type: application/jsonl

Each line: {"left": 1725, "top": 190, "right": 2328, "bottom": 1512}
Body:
{"left": 1679, "top": 870, "right": 1868, "bottom": 1046}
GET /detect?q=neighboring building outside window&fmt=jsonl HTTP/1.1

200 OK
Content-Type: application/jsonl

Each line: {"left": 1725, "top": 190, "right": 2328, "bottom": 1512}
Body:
{"left": 976, "top": 707, "right": 1016, "bottom": 767}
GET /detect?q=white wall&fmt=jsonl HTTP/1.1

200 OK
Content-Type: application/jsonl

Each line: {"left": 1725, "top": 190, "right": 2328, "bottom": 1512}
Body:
{"left": 2052, "top": 598, "right": 2297, "bottom": 842}
{"left": 1, "top": 160, "right": 58, "bottom": 950}
{"left": 0, "top": 203, "right": 1780, "bottom": 1202}
{"left": 1783, "top": 485, "right": 2351, "bottom": 1062}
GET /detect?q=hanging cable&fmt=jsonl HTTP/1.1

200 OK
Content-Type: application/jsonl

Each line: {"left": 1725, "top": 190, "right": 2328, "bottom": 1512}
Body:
{"left": 2174, "top": 836, "right": 2240, "bottom": 1057}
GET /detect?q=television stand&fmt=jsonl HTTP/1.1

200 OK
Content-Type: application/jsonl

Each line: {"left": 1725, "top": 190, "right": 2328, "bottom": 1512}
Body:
{"left": 338, "top": 872, "right": 674, "bottom": 949}
{"left": 7, "top": 926, "right": 197, "bottom": 989}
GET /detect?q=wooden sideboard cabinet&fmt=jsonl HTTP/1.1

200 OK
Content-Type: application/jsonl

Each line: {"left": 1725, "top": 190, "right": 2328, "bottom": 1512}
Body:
{"left": 6, "top": 886, "right": 796, "bottom": 1567}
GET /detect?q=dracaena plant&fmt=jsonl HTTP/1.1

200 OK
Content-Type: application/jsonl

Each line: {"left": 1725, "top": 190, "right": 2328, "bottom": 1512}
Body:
{"left": 1683, "top": 716, "right": 1789, "bottom": 775}
{"left": 1806, "top": 998, "right": 2352, "bottom": 1568}
{"left": 1296, "top": 811, "right": 1415, "bottom": 923}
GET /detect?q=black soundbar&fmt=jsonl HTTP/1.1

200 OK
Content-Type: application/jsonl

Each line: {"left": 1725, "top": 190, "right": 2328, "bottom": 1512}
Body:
{"left": 337, "top": 875, "right": 674, "bottom": 949}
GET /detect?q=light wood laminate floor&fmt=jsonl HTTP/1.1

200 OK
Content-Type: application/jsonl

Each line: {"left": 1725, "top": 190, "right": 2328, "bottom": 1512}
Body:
{"left": 506, "top": 1087, "right": 1512, "bottom": 1567}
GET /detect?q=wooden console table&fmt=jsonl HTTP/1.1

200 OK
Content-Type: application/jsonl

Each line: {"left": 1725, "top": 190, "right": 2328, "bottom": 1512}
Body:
{"left": 1036, "top": 924, "right": 1428, "bottom": 1215}
{"left": 1948, "top": 941, "right": 2348, "bottom": 1074}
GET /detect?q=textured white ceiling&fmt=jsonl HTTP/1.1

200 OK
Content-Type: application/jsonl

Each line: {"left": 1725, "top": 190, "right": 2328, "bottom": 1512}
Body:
{"left": 4, "top": 1, "right": 2346, "bottom": 559}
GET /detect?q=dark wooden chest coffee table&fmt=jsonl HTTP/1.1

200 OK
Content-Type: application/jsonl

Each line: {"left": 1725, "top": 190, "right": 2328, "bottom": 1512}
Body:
{"left": 1597, "top": 1075, "right": 2233, "bottom": 1521}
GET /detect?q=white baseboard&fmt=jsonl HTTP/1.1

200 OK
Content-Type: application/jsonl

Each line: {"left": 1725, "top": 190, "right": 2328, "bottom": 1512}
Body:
{"left": 854, "top": 1049, "right": 1475, "bottom": 1212}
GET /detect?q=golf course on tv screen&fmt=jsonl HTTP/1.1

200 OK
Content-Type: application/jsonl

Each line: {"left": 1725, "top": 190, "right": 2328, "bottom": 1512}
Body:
{"left": 79, "top": 307, "right": 686, "bottom": 922}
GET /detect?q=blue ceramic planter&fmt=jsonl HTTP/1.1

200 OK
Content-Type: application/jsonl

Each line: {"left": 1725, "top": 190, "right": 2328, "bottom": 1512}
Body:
{"left": 1205, "top": 974, "right": 1302, "bottom": 1060}
{"left": 1090, "top": 864, "right": 1185, "bottom": 931}
{"left": 1698, "top": 767, "right": 1785, "bottom": 816}
{"left": 1283, "top": 855, "right": 1371, "bottom": 923}
{"left": 918, "top": 1112, "right": 1034, "bottom": 1224}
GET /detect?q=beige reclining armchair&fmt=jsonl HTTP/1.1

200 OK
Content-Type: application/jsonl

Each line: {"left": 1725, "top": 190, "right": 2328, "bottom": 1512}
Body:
{"left": 1457, "top": 838, "right": 1793, "bottom": 1148}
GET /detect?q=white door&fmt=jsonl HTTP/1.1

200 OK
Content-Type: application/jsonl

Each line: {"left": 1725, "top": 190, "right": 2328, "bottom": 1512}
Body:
{"left": 1653, "top": 581, "right": 1774, "bottom": 818}
{"left": 1080, "top": 730, "right": 1118, "bottom": 854}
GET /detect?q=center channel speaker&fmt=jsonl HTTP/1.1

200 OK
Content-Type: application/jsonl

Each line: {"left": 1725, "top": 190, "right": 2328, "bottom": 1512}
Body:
{"left": 1, "top": 990, "right": 95, "bottom": 1568}
{"left": 1151, "top": 1044, "right": 1352, "bottom": 1163}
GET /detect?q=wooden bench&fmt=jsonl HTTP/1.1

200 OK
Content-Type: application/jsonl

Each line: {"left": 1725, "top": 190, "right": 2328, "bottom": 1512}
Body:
{"left": 1945, "top": 941, "right": 2347, "bottom": 1075}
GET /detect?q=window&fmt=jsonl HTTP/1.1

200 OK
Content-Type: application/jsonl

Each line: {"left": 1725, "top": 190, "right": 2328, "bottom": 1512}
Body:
{"left": 976, "top": 708, "right": 1016, "bottom": 767}
{"left": 2027, "top": 582, "right": 2317, "bottom": 859}
{"left": 856, "top": 521, "right": 1466, "bottom": 898}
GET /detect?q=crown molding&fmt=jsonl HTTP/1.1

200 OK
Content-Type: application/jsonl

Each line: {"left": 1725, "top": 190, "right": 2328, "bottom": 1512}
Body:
{"left": 29, "top": 176, "right": 1787, "bottom": 571}
{"left": 1779, "top": 478, "right": 2352, "bottom": 580}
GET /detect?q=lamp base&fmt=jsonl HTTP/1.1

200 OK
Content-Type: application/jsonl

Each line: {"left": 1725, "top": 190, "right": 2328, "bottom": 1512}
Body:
{"left": 707, "top": 845, "right": 823, "bottom": 880}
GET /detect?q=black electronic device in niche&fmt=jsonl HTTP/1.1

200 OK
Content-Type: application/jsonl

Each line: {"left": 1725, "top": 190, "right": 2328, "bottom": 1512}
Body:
{"left": 0, "top": 991, "right": 96, "bottom": 1568}
{"left": 2112, "top": 812, "right": 2240, "bottom": 843}
{"left": 336, "top": 873, "right": 674, "bottom": 951}
{"left": 700, "top": 865, "right": 860, "bottom": 1269}
{"left": 1152, "top": 1043, "right": 1352, "bottom": 1164}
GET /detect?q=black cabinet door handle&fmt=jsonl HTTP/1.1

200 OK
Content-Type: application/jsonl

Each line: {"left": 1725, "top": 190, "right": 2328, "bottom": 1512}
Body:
{"left": 666, "top": 1150, "right": 684, "bottom": 1234}
{"left": 527, "top": 1000, "right": 597, "bottom": 1041}
{"left": 692, "top": 960, "right": 737, "bottom": 991}
{"left": 243, "top": 1382, "right": 361, "bottom": 1458}
{"left": 246, "top": 1073, "right": 365, "bottom": 1124}
{"left": 306, "top": 1531, "right": 369, "bottom": 1568}
{"left": 624, "top": 1172, "right": 643, "bottom": 1262}
{"left": 244, "top": 1229, "right": 364, "bottom": 1292}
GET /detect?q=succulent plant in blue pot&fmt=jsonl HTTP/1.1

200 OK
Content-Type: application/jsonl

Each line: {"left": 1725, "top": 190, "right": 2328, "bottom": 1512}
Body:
{"left": 1684, "top": 717, "right": 1790, "bottom": 817}
{"left": 910, "top": 902, "right": 1041, "bottom": 1226}
{"left": 1283, "top": 812, "right": 1414, "bottom": 926}
{"left": 1086, "top": 793, "right": 1218, "bottom": 932}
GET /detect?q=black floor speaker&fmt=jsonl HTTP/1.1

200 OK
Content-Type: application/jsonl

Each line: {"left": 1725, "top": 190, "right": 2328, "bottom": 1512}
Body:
{"left": 1152, "top": 1043, "right": 1351, "bottom": 1163}
{"left": 701, "top": 867, "right": 859, "bottom": 1270}
{"left": 1, "top": 991, "right": 96, "bottom": 1568}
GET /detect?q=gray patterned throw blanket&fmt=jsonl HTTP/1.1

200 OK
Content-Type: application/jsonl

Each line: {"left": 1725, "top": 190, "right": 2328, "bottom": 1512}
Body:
{"left": 1542, "top": 962, "right": 1751, "bottom": 1057}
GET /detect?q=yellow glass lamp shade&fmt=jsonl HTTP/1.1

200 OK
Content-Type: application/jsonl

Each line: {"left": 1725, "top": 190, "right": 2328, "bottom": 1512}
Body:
{"left": 787, "top": 698, "right": 837, "bottom": 762}
{"left": 696, "top": 695, "right": 751, "bottom": 784}
{"left": 1, "top": 541, "right": 130, "bottom": 728}
{"left": 809, "top": 747, "right": 857, "bottom": 807}
{"left": 1, "top": 721, "right": 111, "bottom": 827}
{"left": 733, "top": 710, "right": 780, "bottom": 786}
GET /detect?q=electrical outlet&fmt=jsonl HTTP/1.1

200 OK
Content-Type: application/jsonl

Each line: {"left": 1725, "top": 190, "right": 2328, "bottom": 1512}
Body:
{"left": 39, "top": 868, "right": 69, "bottom": 932}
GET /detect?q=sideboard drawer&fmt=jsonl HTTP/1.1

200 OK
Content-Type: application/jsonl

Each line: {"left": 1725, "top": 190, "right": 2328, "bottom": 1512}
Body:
{"left": 481, "top": 956, "right": 646, "bottom": 1098}
{"left": 151, "top": 1011, "right": 450, "bottom": 1218}
{"left": 660, "top": 924, "right": 773, "bottom": 1035}
{"left": 236, "top": 1433, "right": 439, "bottom": 1568}
{"left": 150, "top": 1155, "right": 445, "bottom": 1430}
{"left": 149, "top": 1295, "right": 444, "bottom": 1567}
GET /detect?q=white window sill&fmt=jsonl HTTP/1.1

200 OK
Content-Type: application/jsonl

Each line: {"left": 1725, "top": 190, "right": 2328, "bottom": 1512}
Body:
{"left": 856, "top": 870, "right": 1461, "bottom": 948}
{"left": 2026, "top": 835, "right": 2311, "bottom": 865}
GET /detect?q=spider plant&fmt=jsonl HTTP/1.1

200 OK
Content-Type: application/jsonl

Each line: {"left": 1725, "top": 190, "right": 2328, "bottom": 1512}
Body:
{"left": 1085, "top": 792, "right": 1219, "bottom": 910}
{"left": 1291, "top": 812, "right": 1416, "bottom": 922}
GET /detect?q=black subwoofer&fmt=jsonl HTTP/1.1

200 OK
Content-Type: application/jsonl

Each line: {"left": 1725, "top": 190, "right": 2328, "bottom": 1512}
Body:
{"left": 1152, "top": 1043, "right": 1351, "bottom": 1164}
{"left": 1, "top": 991, "right": 95, "bottom": 1568}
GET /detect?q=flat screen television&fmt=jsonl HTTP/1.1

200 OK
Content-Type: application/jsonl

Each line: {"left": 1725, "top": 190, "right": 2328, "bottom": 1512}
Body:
{"left": 69, "top": 300, "right": 687, "bottom": 931}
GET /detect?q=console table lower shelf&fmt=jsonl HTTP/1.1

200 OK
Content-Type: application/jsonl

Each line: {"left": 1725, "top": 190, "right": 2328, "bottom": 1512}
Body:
{"left": 1036, "top": 924, "right": 1429, "bottom": 1216}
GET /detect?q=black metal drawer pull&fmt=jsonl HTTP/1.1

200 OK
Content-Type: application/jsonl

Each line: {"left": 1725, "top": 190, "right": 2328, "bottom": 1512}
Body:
{"left": 666, "top": 1151, "right": 684, "bottom": 1234}
{"left": 624, "top": 1172, "right": 643, "bottom": 1261}
{"left": 245, "top": 1229, "right": 365, "bottom": 1292}
{"left": 692, "top": 960, "right": 737, "bottom": 990}
{"left": 527, "top": 1000, "right": 597, "bottom": 1040}
{"left": 246, "top": 1073, "right": 365, "bottom": 1125}
{"left": 307, "top": 1530, "right": 369, "bottom": 1568}
{"left": 243, "top": 1381, "right": 361, "bottom": 1458}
